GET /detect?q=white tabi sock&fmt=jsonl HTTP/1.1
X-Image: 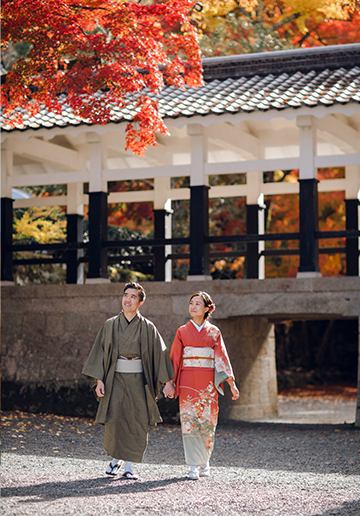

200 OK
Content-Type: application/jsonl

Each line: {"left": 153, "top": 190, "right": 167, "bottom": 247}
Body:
{"left": 111, "top": 458, "right": 120, "bottom": 467}
{"left": 124, "top": 461, "right": 133, "bottom": 473}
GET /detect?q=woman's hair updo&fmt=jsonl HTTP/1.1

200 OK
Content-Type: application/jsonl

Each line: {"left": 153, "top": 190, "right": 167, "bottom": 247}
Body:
{"left": 189, "top": 291, "right": 216, "bottom": 320}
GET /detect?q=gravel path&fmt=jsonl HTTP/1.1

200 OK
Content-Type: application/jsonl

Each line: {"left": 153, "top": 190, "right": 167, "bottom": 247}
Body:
{"left": 2, "top": 399, "right": 360, "bottom": 516}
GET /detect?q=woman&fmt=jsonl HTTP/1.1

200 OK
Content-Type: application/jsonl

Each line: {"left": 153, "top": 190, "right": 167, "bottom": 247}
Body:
{"left": 163, "top": 291, "right": 239, "bottom": 480}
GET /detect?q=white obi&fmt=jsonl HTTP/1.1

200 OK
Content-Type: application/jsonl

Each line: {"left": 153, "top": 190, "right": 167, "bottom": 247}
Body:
{"left": 182, "top": 347, "right": 215, "bottom": 368}
{"left": 115, "top": 357, "right": 143, "bottom": 373}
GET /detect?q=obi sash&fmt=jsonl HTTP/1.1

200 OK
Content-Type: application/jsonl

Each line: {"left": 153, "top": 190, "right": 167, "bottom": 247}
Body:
{"left": 182, "top": 347, "right": 215, "bottom": 368}
{"left": 115, "top": 356, "right": 143, "bottom": 373}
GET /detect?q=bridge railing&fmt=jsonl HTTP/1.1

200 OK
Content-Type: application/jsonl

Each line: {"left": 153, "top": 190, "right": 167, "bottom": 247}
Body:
{"left": 8, "top": 228, "right": 360, "bottom": 282}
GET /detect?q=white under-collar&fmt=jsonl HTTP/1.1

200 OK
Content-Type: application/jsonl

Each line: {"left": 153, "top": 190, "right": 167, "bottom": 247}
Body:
{"left": 191, "top": 320, "right": 205, "bottom": 332}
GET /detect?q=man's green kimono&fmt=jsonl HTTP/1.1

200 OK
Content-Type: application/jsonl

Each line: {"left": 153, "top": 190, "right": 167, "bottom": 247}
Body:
{"left": 82, "top": 312, "right": 174, "bottom": 462}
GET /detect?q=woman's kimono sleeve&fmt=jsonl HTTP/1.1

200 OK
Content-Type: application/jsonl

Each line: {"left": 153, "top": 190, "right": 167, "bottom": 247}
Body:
{"left": 214, "top": 331, "right": 235, "bottom": 395}
{"left": 169, "top": 328, "right": 184, "bottom": 398}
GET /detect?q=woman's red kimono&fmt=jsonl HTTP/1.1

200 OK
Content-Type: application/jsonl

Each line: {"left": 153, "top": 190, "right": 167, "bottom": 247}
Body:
{"left": 170, "top": 320, "right": 235, "bottom": 466}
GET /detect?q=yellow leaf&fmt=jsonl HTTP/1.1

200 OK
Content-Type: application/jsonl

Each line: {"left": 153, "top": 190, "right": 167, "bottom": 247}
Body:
{"left": 14, "top": 206, "right": 66, "bottom": 244}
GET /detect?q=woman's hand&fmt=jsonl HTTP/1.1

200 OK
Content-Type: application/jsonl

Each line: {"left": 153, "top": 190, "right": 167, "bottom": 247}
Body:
{"left": 228, "top": 379, "right": 240, "bottom": 400}
{"left": 96, "top": 379, "right": 105, "bottom": 398}
{"left": 163, "top": 381, "right": 175, "bottom": 399}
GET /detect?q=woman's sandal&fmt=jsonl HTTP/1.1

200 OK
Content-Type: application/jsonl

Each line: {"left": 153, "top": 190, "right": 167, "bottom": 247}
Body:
{"left": 188, "top": 466, "right": 199, "bottom": 480}
{"left": 123, "top": 471, "right": 139, "bottom": 480}
{"left": 199, "top": 465, "right": 210, "bottom": 477}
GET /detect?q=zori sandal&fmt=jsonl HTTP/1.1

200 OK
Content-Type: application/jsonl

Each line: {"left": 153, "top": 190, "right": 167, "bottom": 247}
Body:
{"left": 123, "top": 471, "right": 139, "bottom": 480}
{"left": 188, "top": 466, "right": 199, "bottom": 480}
{"left": 199, "top": 464, "right": 210, "bottom": 477}
{"left": 106, "top": 462, "right": 122, "bottom": 476}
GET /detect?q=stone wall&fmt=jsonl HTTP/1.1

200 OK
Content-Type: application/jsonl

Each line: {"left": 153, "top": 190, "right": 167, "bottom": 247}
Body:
{"left": 217, "top": 317, "right": 277, "bottom": 420}
{"left": 2, "top": 277, "right": 359, "bottom": 420}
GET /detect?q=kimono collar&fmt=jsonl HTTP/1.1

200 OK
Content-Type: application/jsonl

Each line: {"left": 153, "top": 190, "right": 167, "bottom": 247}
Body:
{"left": 190, "top": 319, "right": 205, "bottom": 332}
{"left": 121, "top": 310, "right": 141, "bottom": 325}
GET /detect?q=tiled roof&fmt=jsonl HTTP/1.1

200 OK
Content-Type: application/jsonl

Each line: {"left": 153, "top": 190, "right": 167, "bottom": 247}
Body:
{"left": 2, "top": 44, "right": 360, "bottom": 132}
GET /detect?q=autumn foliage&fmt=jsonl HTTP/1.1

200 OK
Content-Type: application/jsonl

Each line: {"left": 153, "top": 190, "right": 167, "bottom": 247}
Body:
{"left": 1, "top": 0, "right": 203, "bottom": 155}
{"left": 264, "top": 168, "right": 347, "bottom": 278}
{"left": 196, "top": 0, "right": 360, "bottom": 56}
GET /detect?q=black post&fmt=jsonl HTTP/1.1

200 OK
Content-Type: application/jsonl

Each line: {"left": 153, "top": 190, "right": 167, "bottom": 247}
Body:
{"left": 188, "top": 185, "right": 210, "bottom": 277}
{"left": 1, "top": 197, "right": 14, "bottom": 282}
{"left": 87, "top": 192, "right": 108, "bottom": 279}
{"left": 66, "top": 214, "right": 84, "bottom": 284}
{"left": 153, "top": 209, "right": 166, "bottom": 281}
{"left": 298, "top": 178, "right": 320, "bottom": 274}
{"left": 345, "top": 199, "right": 359, "bottom": 276}
{"left": 246, "top": 204, "right": 259, "bottom": 279}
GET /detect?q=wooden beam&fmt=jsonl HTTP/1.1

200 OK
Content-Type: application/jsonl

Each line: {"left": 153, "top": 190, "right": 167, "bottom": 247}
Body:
{"left": 7, "top": 137, "right": 84, "bottom": 171}
{"left": 206, "top": 123, "right": 259, "bottom": 160}
{"left": 316, "top": 115, "right": 360, "bottom": 153}
{"left": 13, "top": 196, "right": 70, "bottom": 208}
{"left": 315, "top": 153, "right": 360, "bottom": 168}
{"left": 108, "top": 191, "right": 154, "bottom": 204}
{"left": 9, "top": 170, "right": 89, "bottom": 187}
{"left": 103, "top": 164, "right": 191, "bottom": 181}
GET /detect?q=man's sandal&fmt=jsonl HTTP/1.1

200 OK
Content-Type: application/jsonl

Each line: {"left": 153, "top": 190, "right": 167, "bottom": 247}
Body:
{"left": 106, "top": 462, "right": 122, "bottom": 476}
{"left": 123, "top": 471, "right": 139, "bottom": 480}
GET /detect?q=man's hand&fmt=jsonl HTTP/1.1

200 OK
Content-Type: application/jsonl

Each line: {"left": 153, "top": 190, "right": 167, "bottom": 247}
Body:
{"left": 163, "top": 381, "right": 175, "bottom": 399}
{"left": 96, "top": 379, "right": 105, "bottom": 398}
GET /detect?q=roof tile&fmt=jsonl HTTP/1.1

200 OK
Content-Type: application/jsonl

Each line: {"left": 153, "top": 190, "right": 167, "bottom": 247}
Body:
{"left": 2, "top": 46, "right": 359, "bottom": 132}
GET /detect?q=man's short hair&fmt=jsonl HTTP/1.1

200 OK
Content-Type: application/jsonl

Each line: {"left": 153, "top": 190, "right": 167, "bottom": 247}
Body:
{"left": 123, "top": 282, "right": 146, "bottom": 302}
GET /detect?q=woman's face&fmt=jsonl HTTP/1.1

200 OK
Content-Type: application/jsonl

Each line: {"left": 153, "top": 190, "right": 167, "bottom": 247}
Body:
{"left": 189, "top": 295, "right": 209, "bottom": 321}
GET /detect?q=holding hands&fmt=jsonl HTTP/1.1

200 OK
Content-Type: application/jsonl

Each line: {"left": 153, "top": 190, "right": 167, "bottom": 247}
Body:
{"left": 163, "top": 381, "right": 175, "bottom": 399}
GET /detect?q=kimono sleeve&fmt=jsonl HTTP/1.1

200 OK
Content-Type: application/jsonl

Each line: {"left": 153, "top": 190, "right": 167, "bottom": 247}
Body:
{"left": 81, "top": 323, "right": 107, "bottom": 383}
{"left": 169, "top": 328, "right": 184, "bottom": 396}
{"left": 152, "top": 324, "right": 175, "bottom": 390}
{"left": 214, "top": 331, "right": 235, "bottom": 396}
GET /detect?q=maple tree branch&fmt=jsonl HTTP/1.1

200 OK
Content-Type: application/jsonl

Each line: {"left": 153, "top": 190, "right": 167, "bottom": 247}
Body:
{"left": 256, "top": 0, "right": 264, "bottom": 24}
{"left": 271, "top": 13, "right": 302, "bottom": 31}
{"left": 232, "top": 0, "right": 253, "bottom": 20}
{"left": 69, "top": 4, "right": 108, "bottom": 11}
{"left": 297, "top": 31, "right": 311, "bottom": 46}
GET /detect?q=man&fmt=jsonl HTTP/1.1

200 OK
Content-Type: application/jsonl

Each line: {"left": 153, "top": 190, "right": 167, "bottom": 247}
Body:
{"left": 82, "top": 282, "right": 174, "bottom": 479}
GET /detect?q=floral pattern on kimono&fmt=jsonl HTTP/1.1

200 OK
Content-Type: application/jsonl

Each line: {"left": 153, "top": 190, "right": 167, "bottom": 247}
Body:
{"left": 170, "top": 320, "right": 235, "bottom": 465}
{"left": 180, "top": 381, "right": 219, "bottom": 456}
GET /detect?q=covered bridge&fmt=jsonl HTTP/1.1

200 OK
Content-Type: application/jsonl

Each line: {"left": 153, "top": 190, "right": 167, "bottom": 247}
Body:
{"left": 1, "top": 43, "right": 360, "bottom": 282}
{"left": 1, "top": 44, "right": 360, "bottom": 424}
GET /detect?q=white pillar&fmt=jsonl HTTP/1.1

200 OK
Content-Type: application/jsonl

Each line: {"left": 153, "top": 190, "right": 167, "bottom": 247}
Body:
{"left": 67, "top": 183, "right": 84, "bottom": 216}
{"left": 296, "top": 115, "right": 322, "bottom": 278}
{"left": 187, "top": 124, "right": 211, "bottom": 281}
{"left": 1, "top": 147, "right": 13, "bottom": 198}
{"left": 153, "top": 176, "right": 170, "bottom": 211}
{"left": 345, "top": 165, "right": 360, "bottom": 201}
{"left": 258, "top": 193, "right": 266, "bottom": 280}
{"left": 86, "top": 132, "right": 106, "bottom": 193}
{"left": 85, "top": 132, "right": 110, "bottom": 284}
{"left": 164, "top": 198, "right": 172, "bottom": 282}
{"left": 1, "top": 146, "right": 15, "bottom": 285}
{"left": 187, "top": 124, "right": 207, "bottom": 187}
{"left": 154, "top": 176, "right": 173, "bottom": 282}
{"left": 67, "top": 182, "right": 85, "bottom": 284}
{"left": 246, "top": 171, "right": 265, "bottom": 280}
{"left": 297, "top": 115, "right": 317, "bottom": 180}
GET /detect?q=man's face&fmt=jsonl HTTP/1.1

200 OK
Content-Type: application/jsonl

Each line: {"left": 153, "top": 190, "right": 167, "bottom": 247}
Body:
{"left": 122, "top": 288, "right": 143, "bottom": 313}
